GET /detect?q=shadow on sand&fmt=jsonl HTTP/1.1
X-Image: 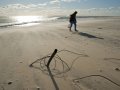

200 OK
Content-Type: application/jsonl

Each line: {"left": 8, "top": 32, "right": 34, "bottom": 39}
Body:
{"left": 47, "top": 66, "right": 59, "bottom": 90}
{"left": 78, "top": 32, "right": 104, "bottom": 39}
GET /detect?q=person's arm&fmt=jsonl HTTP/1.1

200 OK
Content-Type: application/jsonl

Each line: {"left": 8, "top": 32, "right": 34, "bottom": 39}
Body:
{"left": 69, "top": 15, "right": 71, "bottom": 22}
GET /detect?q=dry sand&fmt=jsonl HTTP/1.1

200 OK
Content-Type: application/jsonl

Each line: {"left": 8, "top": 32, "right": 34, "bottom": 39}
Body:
{"left": 0, "top": 17, "right": 120, "bottom": 90}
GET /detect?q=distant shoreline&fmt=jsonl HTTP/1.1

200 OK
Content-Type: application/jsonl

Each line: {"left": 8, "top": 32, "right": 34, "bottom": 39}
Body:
{"left": 0, "top": 15, "right": 120, "bottom": 28}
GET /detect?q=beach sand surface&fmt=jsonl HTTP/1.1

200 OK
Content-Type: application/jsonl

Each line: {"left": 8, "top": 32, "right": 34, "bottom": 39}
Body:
{"left": 0, "top": 17, "right": 120, "bottom": 90}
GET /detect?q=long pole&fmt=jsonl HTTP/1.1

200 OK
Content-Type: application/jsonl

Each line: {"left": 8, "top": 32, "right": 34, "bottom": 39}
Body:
{"left": 47, "top": 49, "right": 57, "bottom": 67}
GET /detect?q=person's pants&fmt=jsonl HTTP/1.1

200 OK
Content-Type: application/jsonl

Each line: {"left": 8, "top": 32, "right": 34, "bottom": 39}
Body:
{"left": 70, "top": 21, "right": 77, "bottom": 30}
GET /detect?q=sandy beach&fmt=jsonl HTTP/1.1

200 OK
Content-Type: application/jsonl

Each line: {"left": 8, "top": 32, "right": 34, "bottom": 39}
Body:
{"left": 0, "top": 17, "right": 120, "bottom": 90}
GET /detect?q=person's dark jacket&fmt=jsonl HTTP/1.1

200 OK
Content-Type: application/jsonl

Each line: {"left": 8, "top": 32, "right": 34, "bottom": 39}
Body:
{"left": 69, "top": 14, "right": 76, "bottom": 22}
{"left": 69, "top": 11, "right": 77, "bottom": 23}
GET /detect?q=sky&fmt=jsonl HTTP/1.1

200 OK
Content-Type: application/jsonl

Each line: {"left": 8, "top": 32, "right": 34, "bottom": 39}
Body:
{"left": 0, "top": 0, "right": 120, "bottom": 16}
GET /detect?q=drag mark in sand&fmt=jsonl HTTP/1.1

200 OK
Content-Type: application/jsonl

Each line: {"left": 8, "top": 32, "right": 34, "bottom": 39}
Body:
{"left": 72, "top": 75, "right": 120, "bottom": 90}
{"left": 104, "top": 58, "right": 120, "bottom": 66}
{"left": 104, "top": 58, "right": 120, "bottom": 61}
{"left": 29, "top": 49, "right": 88, "bottom": 77}
{"left": 29, "top": 49, "right": 88, "bottom": 90}
{"left": 104, "top": 58, "right": 120, "bottom": 70}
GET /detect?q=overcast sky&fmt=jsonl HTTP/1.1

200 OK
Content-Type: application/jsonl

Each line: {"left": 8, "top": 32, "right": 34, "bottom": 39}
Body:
{"left": 0, "top": 0, "right": 120, "bottom": 16}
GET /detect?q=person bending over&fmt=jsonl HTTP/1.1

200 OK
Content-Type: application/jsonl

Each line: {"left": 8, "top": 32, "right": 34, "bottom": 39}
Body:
{"left": 69, "top": 11, "right": 78, "bottom": 31}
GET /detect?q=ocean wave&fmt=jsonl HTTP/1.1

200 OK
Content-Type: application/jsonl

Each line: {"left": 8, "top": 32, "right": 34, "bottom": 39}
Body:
{"left": 0, "top": 16, "right": 59, "bottom": 28}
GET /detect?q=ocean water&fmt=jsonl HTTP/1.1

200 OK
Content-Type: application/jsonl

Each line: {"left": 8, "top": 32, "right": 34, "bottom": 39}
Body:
{"left": 0, "top": 16, "right": 59, "bottom": 28}
{"left": 0, "top": 16, "right": 112, "bottom": 28}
